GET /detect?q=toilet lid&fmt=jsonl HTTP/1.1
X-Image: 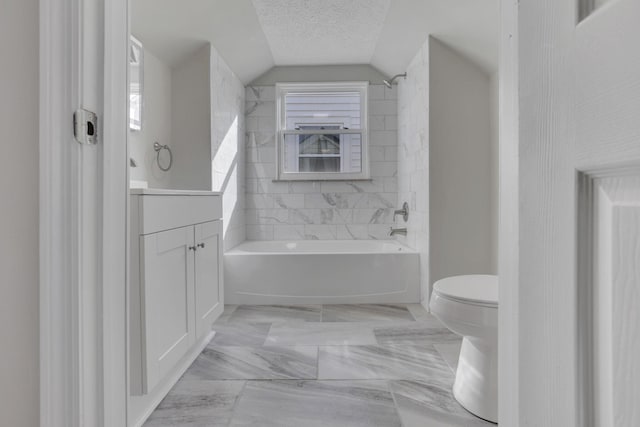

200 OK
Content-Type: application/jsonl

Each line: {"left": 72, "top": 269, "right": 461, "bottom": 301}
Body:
{"left": 433, "top": 275, "right": 498, "bottom": 307}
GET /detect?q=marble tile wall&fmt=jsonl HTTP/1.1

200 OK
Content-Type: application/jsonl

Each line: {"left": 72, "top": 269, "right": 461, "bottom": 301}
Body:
{"left": 244, "top": 84, "right": 399, "bottom": 240}
{"left": 397, "top": 38, "right": 430, "bottom": 304}
{"left": 210, "top": 45, "right": 246, "bottom": 250}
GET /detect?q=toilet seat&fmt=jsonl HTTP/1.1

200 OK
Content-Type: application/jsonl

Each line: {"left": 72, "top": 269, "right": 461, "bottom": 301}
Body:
{"left": 433, "top": 274, "right": 498, "bottom": 308}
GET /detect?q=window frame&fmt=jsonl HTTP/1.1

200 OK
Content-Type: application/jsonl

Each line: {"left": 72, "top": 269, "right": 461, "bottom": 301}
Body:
{"left": 275, "top": 81, "right": 370, "bottom": 181}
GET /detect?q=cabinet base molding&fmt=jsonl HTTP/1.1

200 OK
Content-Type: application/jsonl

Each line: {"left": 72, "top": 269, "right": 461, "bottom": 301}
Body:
{"left": 128, "top": 331, "right": 215, "bottom": 427}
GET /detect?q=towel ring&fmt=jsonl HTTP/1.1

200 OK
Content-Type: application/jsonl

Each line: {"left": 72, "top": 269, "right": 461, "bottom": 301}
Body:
{"left": 153, "top": 142, "right": 172, "bottom": 171}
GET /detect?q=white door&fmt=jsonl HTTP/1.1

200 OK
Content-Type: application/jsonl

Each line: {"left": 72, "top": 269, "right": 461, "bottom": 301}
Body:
{"left": 194, "top": 220, "right": 223, "bottom": 338}
{"left": 141, "top": 226, "right": 196, "bottom": 392}
{"left": 501, "top": 0, "right": 640, "bottom": 425}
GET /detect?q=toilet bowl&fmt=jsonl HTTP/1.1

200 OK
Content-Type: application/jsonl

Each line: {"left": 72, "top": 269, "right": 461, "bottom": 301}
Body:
{"left": 429, "top": 274, "right": 498, "bottom": 423}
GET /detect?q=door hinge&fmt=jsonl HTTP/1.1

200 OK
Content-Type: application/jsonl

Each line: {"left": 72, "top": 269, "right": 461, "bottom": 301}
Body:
{"left": 73, "top": 109, "right": 98, "bottom": 145}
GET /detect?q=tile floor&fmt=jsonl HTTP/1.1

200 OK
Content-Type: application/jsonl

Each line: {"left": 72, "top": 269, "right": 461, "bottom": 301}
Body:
{"left": 144, "top": 304, "right": 494, "bottom": 426}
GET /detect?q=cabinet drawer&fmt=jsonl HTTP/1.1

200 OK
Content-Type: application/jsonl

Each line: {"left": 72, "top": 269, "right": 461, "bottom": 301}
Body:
{"left": 136, "top": 195, "right": 222, "bottom": 235}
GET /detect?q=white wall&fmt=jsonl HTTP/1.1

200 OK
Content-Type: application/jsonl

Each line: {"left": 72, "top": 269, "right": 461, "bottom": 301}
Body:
{"left": 128, "top": 48, "right": 173, "bottom": 188}
{"left": 0, "top": 0, "right": 40, "bottom": 425}
{"left": 397, "top": 36, "right": 496, "bottom": 305}
{"left": 489, "top": 72, "right": 499, "bottom": 273}
{"left": 210, "top": 44, "right": 246, "bottom": 250}
{"left": 170, "top": 44, "right": 212, "bottom": 190}
{"left": 428, "top": 37, "right": 493, "bottom": 284}
{"left": 250, "top": 64, "right": 387, "bottom": 86}
{"left": 396, "top": 38, "right": 430, "bottom": 303}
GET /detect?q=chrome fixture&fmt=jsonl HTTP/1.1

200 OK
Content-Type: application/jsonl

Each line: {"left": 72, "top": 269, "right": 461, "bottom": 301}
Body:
{"left": 383, "top": 72, "right": 407, "bottom": 88}
{"left": 153, "top": 141, "right": 173, "bottom": 172}
{"left": 394, "top": 202, "right": 409, "bottom": 222}
{"left": 389, "top": 227, "right": 407, "bottom": 236}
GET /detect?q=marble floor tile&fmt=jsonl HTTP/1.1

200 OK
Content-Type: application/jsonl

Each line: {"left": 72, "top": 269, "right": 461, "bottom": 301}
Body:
{"left": 390, "top": 380, "right": 494, "bottom": 426}
{"left": 229, "top": 380, "right": 402, "bottom": 427}
{"left": 183, "top": 345, "right": 318, "bottom": 380}
{"left": 265, "top": 322, "right": 377, "bottom": 346}
{"left": 374, "top": 324, "right": 461, "bottom": 345}
{"left": 322, "top": 304, "right": 416, "bottom": 322}
{"left": 143, "top": 380, "right": 245, "bottom": 427}
{"left": 210, "top": 322, "right": 271, "bottom": 346}
{"left": 405, "top": 303, "right": 441, "bottom": 323}
{"left": 145, "top": 304, "right": 482, "bottom": 426}
{"left": 215, "top": 305, "right": 239, "bottom": 324}
{"left": 318, "top": 345, "right": 453, "bottom": 381}
{"left": 434, "top": 342, "right": 462, "bottom": 373}
{"left": 228, "top": 305, "right": 321, "bottom": 323}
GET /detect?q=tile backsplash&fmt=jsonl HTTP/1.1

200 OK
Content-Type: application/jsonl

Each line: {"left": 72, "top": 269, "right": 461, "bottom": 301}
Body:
{"left": 244, "top": 84, "right": 399, "bottom": 240}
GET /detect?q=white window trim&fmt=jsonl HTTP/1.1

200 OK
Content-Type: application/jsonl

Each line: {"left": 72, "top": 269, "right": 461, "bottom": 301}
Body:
{"left": 275, "top": 81, "right": 370, "bottom": 181}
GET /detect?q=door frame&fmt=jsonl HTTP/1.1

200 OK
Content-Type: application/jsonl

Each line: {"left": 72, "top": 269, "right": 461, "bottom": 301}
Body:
{"left": 39, "top": 0, "right": 129, "bottom": 425}
{"left": 497, "top": 0, "right": 520, "bottom": 423}
{"left": 41, "top": 0, "right": 593, "bottom": 426}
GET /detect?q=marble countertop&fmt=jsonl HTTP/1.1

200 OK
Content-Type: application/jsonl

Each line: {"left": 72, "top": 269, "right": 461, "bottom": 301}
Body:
{"left": 130, "top": 188, "right": 222, "bottom": 196}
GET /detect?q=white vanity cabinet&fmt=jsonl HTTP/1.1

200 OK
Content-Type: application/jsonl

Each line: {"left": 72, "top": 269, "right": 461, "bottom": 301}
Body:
{"left": 129, "top": 189, "right": 223, "bottom": 398}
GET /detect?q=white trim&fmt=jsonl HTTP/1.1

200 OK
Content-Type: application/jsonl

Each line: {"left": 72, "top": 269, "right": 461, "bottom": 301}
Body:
{"left": 40, "top": 0, "right": 83, "bottom": 425}
{"left": 40, "top": 0, "right": 129, "bottom": 425}
{"left": 102, "top": 0, "right": 129, "bottom": 425}
{"left": 275, "top": 81, "right": 370, "bottom": 181}
{"left": 498, "top": 0, "right": 519, "bottom": 424}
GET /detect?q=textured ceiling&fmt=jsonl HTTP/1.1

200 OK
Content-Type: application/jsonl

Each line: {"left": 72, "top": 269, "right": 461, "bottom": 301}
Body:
{"left": 132, "top": 0, "right": 499, "bottom": 85}
{"left": 251, "top": 0, "right": 391, "bottom": 66}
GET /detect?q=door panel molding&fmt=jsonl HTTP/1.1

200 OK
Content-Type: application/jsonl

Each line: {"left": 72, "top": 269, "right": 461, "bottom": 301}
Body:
{"left": 577, "top": 168, "right": 640, "bottom": 427}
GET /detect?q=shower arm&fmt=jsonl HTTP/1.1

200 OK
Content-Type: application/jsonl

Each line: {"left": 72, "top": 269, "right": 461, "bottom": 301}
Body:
{"left": 383, "top": 72, "right": 407, "bottom": 88}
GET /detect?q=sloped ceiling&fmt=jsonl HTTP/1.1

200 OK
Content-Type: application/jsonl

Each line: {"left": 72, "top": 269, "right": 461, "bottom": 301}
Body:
{"left": 132, "top": 0, "right": 499, "bottom": 85}
{"left": 132, "top": 0, "right": 274, "bottom": 84}
{"left": 371, "top": 0, "right": 499, "bottom": 76}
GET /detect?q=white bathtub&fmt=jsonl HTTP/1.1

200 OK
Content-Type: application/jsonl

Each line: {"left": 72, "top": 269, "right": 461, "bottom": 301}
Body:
{"left": 224, "top": 240, "right": 420, "bottom": 304}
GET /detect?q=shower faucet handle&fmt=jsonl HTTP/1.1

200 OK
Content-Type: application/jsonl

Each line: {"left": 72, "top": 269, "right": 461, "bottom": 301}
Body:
{"left": 393, "top": 202, "right": 409, "bottom": 222}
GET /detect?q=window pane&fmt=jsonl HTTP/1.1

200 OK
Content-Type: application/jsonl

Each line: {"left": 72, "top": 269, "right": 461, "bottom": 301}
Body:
{"left": 283, "top": 133, "right": 362, "bottom": 174}
{"left": 129, "top": 39, "right": 143, "bottom": 131}
{"left": 285, "top": 92, "right": 362, "bottom": 130}
{"left": 299, "top": 134, "right": 340, "bottom": 155}
{"left": 299, "top": 157, "right": 340, "bottom": 172}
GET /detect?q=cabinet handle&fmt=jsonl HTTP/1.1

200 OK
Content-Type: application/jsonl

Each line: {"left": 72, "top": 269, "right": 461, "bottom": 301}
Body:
{"left": 197, "top": 243, "right": 205, "bottom": 249}
{"left": 188, "top": 246, "right": 197, "bottom": 251}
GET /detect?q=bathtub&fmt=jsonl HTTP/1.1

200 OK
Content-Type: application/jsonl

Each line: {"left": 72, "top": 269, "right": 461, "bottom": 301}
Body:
{"left": 224, "top": 240, "right": 420, "bottom": 305}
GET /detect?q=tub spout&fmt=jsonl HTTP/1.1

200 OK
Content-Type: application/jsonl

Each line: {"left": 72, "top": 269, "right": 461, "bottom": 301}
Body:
{"left": 389, "top": 227, "right": 407, "bottom": 236}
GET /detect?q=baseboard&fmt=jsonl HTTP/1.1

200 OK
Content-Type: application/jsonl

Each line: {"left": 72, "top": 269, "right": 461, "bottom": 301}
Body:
{"left": 128, "top": 331, "right": 215, "bottom": 427}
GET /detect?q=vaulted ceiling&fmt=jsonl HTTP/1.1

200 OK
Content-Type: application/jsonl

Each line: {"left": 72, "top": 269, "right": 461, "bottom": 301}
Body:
{"left": 132, "top": 0, "right": 499, "bottom": 84}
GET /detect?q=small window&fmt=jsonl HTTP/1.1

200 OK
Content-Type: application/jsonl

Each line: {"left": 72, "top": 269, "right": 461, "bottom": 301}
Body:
{"left": 276, "top": 82, "right": 369, "bottom": 181}
{"left": 129, "top": 37, "right": 143, "bottom": 131}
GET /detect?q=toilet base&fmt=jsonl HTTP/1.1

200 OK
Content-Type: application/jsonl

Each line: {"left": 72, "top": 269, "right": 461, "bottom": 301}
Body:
{"left": 452, "top": 336, "right": 498, "bottom": 423}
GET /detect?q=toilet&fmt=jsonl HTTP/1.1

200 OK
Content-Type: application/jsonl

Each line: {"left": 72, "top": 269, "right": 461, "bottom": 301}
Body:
{"left": 429, "top": 274, "right": 498, "bottom": 424}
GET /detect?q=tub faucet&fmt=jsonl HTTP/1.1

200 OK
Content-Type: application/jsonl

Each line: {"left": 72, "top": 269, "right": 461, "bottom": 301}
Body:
{"left": 389, "top": 227, "right": 407, "bottom": 236}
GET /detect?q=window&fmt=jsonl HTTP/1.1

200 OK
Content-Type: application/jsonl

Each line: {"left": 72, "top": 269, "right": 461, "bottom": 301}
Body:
{"left": 276, "top": 82, "right": 369, "bottom": 180}
{"left": 129, "top": 37, "right": 143, "bottom": 131}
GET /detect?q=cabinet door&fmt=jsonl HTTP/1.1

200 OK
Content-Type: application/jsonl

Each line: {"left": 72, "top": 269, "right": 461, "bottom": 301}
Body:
{"left": 140, "top": 226, "right": 195, "bottom": 393}
{"left": 194, "top": 220, "right": 223, "bottom": 338}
